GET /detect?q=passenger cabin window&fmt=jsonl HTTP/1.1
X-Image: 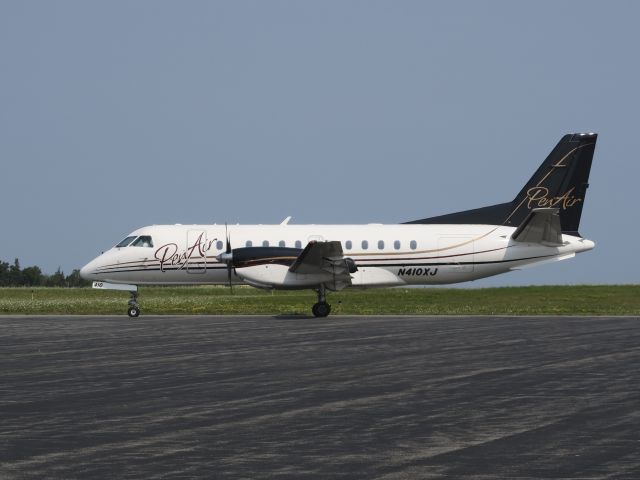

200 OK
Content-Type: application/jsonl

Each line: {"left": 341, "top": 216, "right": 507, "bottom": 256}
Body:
{"left": 410, "top": 240, "right": 417, "bottom": 250}
{"left": 394, "top": 240, "right": 401, "bottom": 250}
{"left": 246, "top": 240, "right": 253, "bottom": 247}
{"left": 345, "top": 240, "right": 352, "bottom": 250}
{"left": 131, "top": 236, "right": 154, "bottom": 248}
{"left": 116, "top": 236, "right": 137, "bottom": 248}
{"left": 216, "top": 240, "right": 223, "bottom": 250}
{"left": 362, "top": 240, "right": 369, "bottom": 250}
{"left": 295, "top": 240, "right": 302, "bottom": 248}
{"left": 262, "top": 240, "right": 269, "bottom": 247}
{"left": 378, "top": 240, "right": 384, "bottom": 250}
{"left": 279, "top": 240, "right": 285, "bottom": 247}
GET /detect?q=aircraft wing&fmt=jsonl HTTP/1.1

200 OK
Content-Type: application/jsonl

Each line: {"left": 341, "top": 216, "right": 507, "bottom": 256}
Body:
{"left": 289, "top": 241, "right": 356, "bottom": 290}
{"left": 511, "top": 208, "right": 564, "bottom": 246}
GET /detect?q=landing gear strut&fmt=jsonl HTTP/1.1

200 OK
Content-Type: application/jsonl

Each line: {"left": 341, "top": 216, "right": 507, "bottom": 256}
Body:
{"left": 312, "top": 285, "right": 331, "bottom": 318}
{"left": 127, "top": 290, "right": 140, "bottom": 318}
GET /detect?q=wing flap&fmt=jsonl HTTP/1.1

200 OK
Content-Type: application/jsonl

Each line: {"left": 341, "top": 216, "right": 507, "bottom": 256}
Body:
{"left": 289, "top": 241, "right": 343, "bottom": 274}
{"left": 289, "top": 241, "right": 354, "bottom": 291}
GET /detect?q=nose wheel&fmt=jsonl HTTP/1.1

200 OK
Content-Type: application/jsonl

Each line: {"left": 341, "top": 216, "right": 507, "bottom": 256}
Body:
{"left": 312, "top": 285, "right": 331, "bottom": 317}
{"left": 127, "top": 291, "right": 140, "bottom": 318}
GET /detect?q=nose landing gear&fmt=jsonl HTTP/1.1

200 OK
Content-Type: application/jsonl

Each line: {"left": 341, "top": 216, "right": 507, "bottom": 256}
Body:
{"left": 91, "top": 281, "right": 141, "bottom": 318}
{"left": 312, "top": 285, "right": 331, "bottom": 318}
{"left": 127, "top": 291, "right": 140, "bottom": 318}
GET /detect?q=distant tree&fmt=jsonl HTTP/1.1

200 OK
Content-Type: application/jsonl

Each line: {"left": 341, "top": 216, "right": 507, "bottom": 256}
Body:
{"left": 8, "top": 259, "right": 24, "bottom": 285}
{"left": 0, "top": 261, "right": 9, "bottom": 286}
{"left": 22, "top": 266, "right": 43, "bottom": 286}
{"left": 66, "top": 269, "right": 90, "bottom": 287}
{"left": 47, "top": 267, "right": 66, "bottom": 287}
{"left": 0, "top": 259, "right": 92, "bottom": 287}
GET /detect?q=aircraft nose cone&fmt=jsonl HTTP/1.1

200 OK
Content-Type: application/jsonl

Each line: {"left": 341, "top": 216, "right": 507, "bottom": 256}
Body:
{"left": 80, "top": 261, "right": 95, "bottom": 280}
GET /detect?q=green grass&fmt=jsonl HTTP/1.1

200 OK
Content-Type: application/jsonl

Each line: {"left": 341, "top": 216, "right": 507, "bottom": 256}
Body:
{"left": 0, "top": 285, "right": 638, "bottom": 315}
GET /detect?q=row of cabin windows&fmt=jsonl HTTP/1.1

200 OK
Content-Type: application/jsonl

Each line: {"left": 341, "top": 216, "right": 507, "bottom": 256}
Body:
{"left": 240, "top": 240, "right": 303, "bottom": 248}
{"left": 348, "top": 239, "right": 418, "bottom": 250}
{"left": 234, "top": 240, "right": 418, "bottom": 250}
{"left": 117, "top": 236, "right": 418, "bottom": 252}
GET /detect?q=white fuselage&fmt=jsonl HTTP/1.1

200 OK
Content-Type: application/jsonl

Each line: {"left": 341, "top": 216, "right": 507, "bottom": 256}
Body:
{"left": 80, "top": 223, "right": 595, "bottom": 288}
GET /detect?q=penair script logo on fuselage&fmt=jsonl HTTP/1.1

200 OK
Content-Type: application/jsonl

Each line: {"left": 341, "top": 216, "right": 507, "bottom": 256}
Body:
{"left": 526, "top": 186, "right": 582, "bottom": 210}
{"left": 154, "top": 233, "right": 217, "bottom": 272}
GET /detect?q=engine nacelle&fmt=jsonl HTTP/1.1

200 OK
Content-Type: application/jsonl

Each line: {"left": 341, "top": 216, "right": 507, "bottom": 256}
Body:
{"left": 218, "top": 246, "right": 302, "bottom": 269}
{"left": 234, "top": 264, "right": 334, "bottom": 289}
{"left": 344, "top": 257, "right": 358, "bottom": 273}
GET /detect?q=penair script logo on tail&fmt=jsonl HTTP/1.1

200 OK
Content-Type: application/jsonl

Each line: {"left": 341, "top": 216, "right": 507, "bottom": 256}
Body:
{"left": 526, "top": 186, "right": 583, "bottom": 210}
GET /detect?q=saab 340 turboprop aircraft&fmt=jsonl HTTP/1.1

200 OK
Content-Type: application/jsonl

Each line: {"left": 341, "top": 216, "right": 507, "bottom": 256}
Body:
{"left": 80, "top": 133, "right": 597, "bottom": 318}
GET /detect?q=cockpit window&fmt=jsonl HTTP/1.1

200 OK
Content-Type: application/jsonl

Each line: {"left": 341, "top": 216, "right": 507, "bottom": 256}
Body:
{"left": 115, "top": 236, "right": 137, "bottom": 248}
{"left": 131, "top": 235, "right": 154, "bottom": 248}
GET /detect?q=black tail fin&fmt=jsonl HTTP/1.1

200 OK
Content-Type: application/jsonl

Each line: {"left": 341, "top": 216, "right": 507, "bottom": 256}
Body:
{"left": 405, "top": 133, "right": 597, "bottom": 237}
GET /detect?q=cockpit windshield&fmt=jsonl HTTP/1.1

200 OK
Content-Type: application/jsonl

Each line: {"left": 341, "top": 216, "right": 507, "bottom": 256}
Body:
{"left": 131, "top": 236, "right": 154, "bottom": 248}
{"left": 115, "top": 236, "right": 137, "bottom": 248}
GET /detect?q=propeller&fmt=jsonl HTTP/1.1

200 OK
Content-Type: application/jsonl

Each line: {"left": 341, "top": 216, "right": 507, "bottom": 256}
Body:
{"left": 226, "top": 224, "right": 233, "bottom": 294}
{"left": 216, "top": 223, "right": 234, "bottom": 294}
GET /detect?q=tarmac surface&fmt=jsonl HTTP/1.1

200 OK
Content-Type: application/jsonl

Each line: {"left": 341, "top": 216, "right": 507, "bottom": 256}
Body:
{"left": 1, "top": 315, "right": 640, "bottom": 479}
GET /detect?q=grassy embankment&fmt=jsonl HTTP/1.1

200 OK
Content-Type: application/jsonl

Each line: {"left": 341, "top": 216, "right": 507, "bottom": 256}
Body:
{"left": 0, "top": 285, "right": 638, "bottom": 315}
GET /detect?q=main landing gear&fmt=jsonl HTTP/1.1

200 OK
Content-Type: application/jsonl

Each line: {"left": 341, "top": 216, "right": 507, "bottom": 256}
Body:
{"left": 127, "top": 291, "right": 140, "bottom": 318}
{"left": 312, "top": 285, "right": 331, "bottom": 318}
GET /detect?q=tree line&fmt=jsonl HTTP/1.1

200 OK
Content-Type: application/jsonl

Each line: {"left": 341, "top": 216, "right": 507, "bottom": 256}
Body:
{"left": 0, "top": 259, "right": 91, "bottom": 287}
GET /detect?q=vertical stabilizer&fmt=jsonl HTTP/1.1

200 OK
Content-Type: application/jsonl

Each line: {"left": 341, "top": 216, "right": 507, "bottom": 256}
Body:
{"left": 405, "top": 133, "right": 597, "bottom": 237}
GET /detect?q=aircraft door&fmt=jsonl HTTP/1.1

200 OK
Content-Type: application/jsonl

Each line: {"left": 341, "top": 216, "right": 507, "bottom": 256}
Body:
{"left": 187, "top": 230, "right": 207, "bottom": 274}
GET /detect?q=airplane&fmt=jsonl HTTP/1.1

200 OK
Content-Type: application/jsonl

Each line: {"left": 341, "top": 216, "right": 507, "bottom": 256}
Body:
{"left": 80, "top": 132, "right": 597, "bottom": 318}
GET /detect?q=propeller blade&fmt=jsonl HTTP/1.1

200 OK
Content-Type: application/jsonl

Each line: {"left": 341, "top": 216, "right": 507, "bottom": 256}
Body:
{"left": 225, "top": 223, "right": 233, "bottom": 294}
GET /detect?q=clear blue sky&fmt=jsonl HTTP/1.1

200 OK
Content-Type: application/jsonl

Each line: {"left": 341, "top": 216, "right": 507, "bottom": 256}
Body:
{"left": 1, "top": 1, "right": 637, "bottom": 286}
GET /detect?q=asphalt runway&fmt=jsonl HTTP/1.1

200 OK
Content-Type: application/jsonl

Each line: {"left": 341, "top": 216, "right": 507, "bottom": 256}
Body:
{"left": 1, "top": 315, "right": 640, "bottom": 479}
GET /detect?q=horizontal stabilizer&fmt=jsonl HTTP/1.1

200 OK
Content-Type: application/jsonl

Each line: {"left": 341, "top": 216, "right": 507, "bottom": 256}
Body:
{"left": 511, "top": 208, "right": 563, "bottom": 245}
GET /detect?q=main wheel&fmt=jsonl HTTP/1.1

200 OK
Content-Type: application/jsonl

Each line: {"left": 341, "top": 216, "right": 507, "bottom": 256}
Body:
{"left": 127, "top": 305, "right": 140, "bottom": 318}
{"left": 312, "top": 302, "right": 331, "bottom": 318}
